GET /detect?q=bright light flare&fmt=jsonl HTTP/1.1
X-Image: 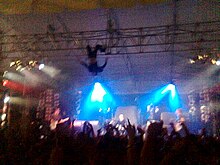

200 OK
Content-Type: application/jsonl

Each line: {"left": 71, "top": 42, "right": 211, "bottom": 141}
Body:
{"left": 3, "top": 80, "right": 8, "bottom": 86}
{"left": 39, "top": 64, "right": 45, "bottom": 70}
{"left": 1, "top": 113, "right": 7, "bottom": 121}
{"left": 10, "top": 61, "right": 16, "bottom": 67}
{"left": 3, "top": 71, "right": 8, "bottom": 77}
{"left": 189, "top": 59, "right": 195, "bottom": 64}
{"left": 4, "top": 96, "right": 10, "bottom": 103}
{"left": 216, "top": 60, "right": 220, "bottom": 66}
{"left": 16, "top": 65, "right": 23, "bottom": 71}
{"left": 198, "top": 55, "right": 203, "bottom": 60}
{"left": 91, "top": 82, "right": 106, "bottom": 102}
{"left": 80, "top": 82, "right": 114, "bottom": 120}
{"left": 167, "top": 84, "right": 176, "bottom": 98}
{"left": 161, "top": 84, "right": 176, "bottom": 98}
{"left": 20, "top": 67, "right": 26, "bottom": 72}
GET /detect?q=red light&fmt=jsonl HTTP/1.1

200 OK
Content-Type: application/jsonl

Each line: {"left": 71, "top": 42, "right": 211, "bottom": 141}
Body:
{"left": 3, "top": 80, "right": 8, "bottom": 86}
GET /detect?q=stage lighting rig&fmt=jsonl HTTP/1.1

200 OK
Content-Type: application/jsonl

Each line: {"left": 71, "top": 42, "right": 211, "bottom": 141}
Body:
{"left": 9, "top": 60, "right": 45, "bottom": 71}
{"left": 9, "top": 60, "right": 24, "bottom": 71}
{"left": 189, "top": 53, "right": 220, "bottom": 66}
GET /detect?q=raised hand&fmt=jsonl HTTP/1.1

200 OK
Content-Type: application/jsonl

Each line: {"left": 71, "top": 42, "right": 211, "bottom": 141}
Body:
{"left": 125, "top": 119, "right": 136, "bottom": 140}
{"left": 137, "top": 125, "right": 145, "bottom": 136}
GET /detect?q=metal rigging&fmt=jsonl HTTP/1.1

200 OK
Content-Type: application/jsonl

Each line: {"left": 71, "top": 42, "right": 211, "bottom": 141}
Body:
{"left": 0, "top": 21, "right": 219, "bottom": 59}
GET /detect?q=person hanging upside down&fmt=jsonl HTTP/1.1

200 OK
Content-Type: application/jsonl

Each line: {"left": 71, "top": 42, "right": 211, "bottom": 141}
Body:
{"left": 80, "top": 45, "right": 108, "bottom": 76}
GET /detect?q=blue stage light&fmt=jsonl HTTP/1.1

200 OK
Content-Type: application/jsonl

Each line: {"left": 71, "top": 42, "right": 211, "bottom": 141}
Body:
{"left": 79, "top": 82, "right": 115, "bottom": 120}
{"left": 167, "top": 84, "right": 176, "bottom": 98}
{"left": 142, "top": 83, "right": 181, "bottom": 113}
{"left": 165, "top": 84, "right": 180, "bottom": 111}
{"left": 91, "top": 82, "right": 106, "bottom": 102}
{"left": 161, "top": 83, "right": 176, "bottom": 98}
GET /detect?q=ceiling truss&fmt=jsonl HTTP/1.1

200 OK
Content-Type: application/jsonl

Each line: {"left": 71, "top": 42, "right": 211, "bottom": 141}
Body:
{"left": 0, "top": 21, "right": 219, "bottom": 60}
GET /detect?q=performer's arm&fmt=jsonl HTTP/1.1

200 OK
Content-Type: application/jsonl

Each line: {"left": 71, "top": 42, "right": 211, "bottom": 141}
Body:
{"left": 86, "top": 45, "right": 92, "bottom": 55}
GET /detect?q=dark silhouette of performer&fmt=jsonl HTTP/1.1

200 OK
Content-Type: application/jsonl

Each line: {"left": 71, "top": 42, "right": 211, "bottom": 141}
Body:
{"left": 80, "top": 45, "right": 108, "bottom": 75}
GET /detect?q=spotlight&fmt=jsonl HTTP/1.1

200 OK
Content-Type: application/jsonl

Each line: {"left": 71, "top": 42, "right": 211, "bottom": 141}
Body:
{"left": 161, "top": 83, "right": 176, "bottom": 98}
{"left": 29, "top": 60, "right": 45, "bottom": 70}
{"left": 3, "top": 71, "right": 8, "bottom": 77}
{"left": 27, "top": 60, "right": 39, "bottom": 70}
{"left": 189, "top": 53, "right": 220, "bottom": 65}
{"left": 2, "top": 80, "right": 8, "bottom": 86}
{"left": 189, "top": 59, "right": 196, "bottom": 64}
{"left": 211, "top": 59, "right": 217, "bottom": 65}
{"left": 1, "top": 113, "right": 7, "bottom": 121}
{"left": 198, "top": 55, "right": 203, "bottom": 60}
{"left": 9, "top": 60, "right": 47, "bottom": 71}
{"left": 91, "top": 82, "right": 106, "bottom": 102}
{"left": 203, "top": 54, "right": 208, "bottom": 58}
{"left": 28, "top": 60, "right": 38, "bottom": 67}
{"left": 15, "top": 60, "right": 22, "bottom": 66}
{"left": 16, "top": 65, "right": 23, "bottom": 71}
{"left": 9, "top": 61, "right": 16, "bottom": 67}
{"left": 159, "top": 83, "right": 180, "bottom": 112}
{"left": 9, "top": 60, "right": 23, "bottom": 71}
{"left": 167, "top": 84, "right": 176, "bottom": 98}
{"left": 20, "top": 67, "right": 26, "bottom": 72}
{"left": 4, "top": 96, "right": 10, "bottom": 103}
{"left": 216, "top": 60, "right": 220, "bottom": 66}
{"left": 38, "top": 63, "right": 45, "bottom": 70}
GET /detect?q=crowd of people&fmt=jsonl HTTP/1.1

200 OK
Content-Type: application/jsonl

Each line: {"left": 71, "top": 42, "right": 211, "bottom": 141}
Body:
{"left": 0, "top": 114, "right": 219, "bottom": 165}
